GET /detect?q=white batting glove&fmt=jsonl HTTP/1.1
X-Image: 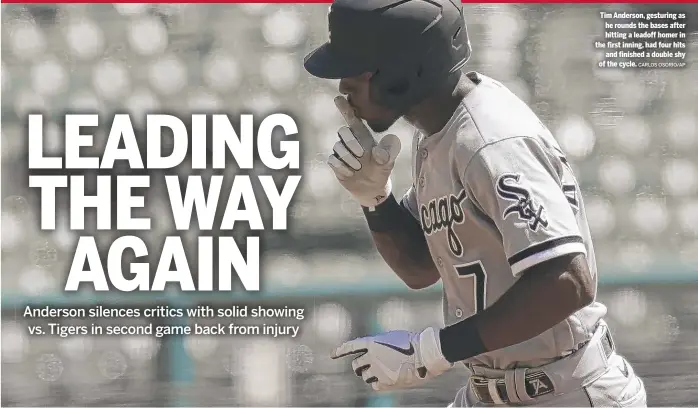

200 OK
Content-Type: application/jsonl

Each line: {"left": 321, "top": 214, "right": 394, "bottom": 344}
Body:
{"left": 327, "top": 96, "right": 402, "bottom": 208}
{"left": 331, "top": 327, "right": 453, "bottom": 392}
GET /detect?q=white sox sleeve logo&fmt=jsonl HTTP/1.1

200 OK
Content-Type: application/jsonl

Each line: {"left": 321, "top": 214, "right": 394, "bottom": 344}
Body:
{"left": 495, "top": 173, "right": 549, "bottom": 232}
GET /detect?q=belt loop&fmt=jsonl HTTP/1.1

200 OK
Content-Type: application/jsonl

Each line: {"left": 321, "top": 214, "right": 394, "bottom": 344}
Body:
{"left": 487, "top": 379, "right": 505, "bottom": 405}
{"left": 504, "top": 370, "right": 521, "bottom": 404}
{"left": 514, "top": 368, "right": 534, "bottom": 403}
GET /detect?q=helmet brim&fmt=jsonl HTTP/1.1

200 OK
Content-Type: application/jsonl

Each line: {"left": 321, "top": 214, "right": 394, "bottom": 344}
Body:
{"left": 303, "top": 42, "right": 371, "bottom": 79}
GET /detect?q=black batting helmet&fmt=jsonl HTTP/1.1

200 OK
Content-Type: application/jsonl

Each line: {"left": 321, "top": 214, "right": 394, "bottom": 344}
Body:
{"left": 304, "top": 0, "right": 472, "bottom": 114}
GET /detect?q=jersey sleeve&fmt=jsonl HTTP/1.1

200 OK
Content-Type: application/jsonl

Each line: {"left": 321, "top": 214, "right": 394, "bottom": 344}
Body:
{"left": 399, "top": 184, "right": 420, "bottom": 220}
{"left": 462, "top": 137, "right": 587, "bottom": 277}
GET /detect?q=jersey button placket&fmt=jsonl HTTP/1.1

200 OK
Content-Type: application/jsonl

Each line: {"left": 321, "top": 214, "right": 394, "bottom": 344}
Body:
{"left": 417, "top": 147, "right": 427, "bottom": 188}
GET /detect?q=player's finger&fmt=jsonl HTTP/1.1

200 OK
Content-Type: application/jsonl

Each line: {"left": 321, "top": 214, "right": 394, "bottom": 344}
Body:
{"left": 372, "top": 381, "right": 389, "bottom": 392}
{"left": 355, "top": 364, "right": 371, "bottom": 377}
{"left": 337, "top": 126, "right": 365, "bottom": 157}
{"left": 373, "top": 133, "right": 401, "bottom": 166}
{"left": 351, "top": 354, "right": 371, "bottom": 376}
{"left": 327, "top": 155, "right": 354, "bottom": 180}
{"left": 334, "top": 95, "right": 375, "bottom": 146}
{"left": 334, "top": 95, "right": 362, "bottom": 127}
{"left": 357, "top": 364, "right": 379, "bottom": 383}
{"left": 332, "top": 141, "right": 361, "bottom": 171}
{"left": 331, "top": 339, "right": 366, "bottom": 359}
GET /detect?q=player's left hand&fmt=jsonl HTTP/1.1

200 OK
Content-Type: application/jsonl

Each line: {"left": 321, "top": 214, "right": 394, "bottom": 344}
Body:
{"left": 330, "top": 327, "right": 453, "bottom": 391}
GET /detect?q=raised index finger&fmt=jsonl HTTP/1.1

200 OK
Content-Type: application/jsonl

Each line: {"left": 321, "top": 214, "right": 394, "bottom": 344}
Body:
{"left": 334, "top": 96, "right": 375, "bottom": 146}
{"left": 334, "top": 95, "right": 361, "bottom": 126}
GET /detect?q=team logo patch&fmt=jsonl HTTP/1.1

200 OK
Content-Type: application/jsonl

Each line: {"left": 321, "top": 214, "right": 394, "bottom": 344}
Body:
{"left": 419, "top": 190, "right": 467, "bottom": 257}
{"left": 496, "top": 173, "right": 549, "bottom": 232}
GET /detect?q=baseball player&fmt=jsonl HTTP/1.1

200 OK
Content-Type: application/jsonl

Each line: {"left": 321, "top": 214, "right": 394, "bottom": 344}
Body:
{"left": 303, "top": 1, "right": 647, "bottom": 407}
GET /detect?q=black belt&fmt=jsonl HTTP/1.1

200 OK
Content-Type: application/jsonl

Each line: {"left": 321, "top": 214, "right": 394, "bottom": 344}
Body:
{"left": 470, "top": 330, "right": 615, "bottom": 404}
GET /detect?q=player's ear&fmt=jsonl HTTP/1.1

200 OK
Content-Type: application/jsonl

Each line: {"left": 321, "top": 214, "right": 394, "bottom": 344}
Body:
{"left": 359, "top": 72, "right": 374, "bottom": 82}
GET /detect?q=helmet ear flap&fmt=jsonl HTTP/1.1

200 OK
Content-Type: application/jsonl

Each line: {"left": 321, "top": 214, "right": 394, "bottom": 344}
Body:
{"left": 369, "top": 62, "right": 423, "bottom": 114}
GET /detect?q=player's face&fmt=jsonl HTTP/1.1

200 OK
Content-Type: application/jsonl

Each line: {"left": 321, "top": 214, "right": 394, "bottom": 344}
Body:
{"left": 339, "top": 73, "right": 399, "bottom": 133}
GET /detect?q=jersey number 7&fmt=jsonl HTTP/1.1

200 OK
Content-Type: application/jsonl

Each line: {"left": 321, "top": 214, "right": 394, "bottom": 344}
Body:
{"left": 454, "top": 260, "right": 487, "bottom": 314}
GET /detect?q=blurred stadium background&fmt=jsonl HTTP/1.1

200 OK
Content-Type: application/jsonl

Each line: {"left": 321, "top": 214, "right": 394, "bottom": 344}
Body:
{"left": 1, "top": 3, "right": 697, "bottom": 407}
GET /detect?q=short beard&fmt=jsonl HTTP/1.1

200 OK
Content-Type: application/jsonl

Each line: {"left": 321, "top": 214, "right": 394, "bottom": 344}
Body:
{"left": 366, "top": 120, "right": 394, "bottom": 133}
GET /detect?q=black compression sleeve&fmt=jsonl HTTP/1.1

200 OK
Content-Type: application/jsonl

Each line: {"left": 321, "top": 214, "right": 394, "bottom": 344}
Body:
{"left": 362, "top": 194, "right": 418, "bottom": 233}
{"left": 439, "top": 316, "right": 488, "bottom": 363}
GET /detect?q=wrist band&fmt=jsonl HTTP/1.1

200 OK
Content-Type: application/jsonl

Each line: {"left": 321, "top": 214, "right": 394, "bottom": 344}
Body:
{"left": 362, "top": 194, "right": 406, "bottom": 232}
{"left": 439, "top": 316, "right": 488, "bottom": 363}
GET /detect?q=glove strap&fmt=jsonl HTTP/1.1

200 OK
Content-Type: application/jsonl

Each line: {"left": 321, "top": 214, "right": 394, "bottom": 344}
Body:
{"left": 358, "top": 178, "right": 392, "bottom": 209}
{"left": 418, "top": 327, "right": 453, "bottom": 375}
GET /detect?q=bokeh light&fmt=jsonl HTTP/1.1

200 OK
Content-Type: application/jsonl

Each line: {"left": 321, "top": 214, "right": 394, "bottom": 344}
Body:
{"left": 677, "top": 200, "right": 698, "bottom": 236}
{"left": 185, "top": 335, "right": 218, "bottom": 361}
{"left": 203, "top": 51, "right": 241, "bottom": 91}
{"left": 128, "top": 17, "right": 168, "bottom": 56}
{"left": 64, "top": 92, "right": 96, "bottom": 116}
{"left": 598, "top": 157, "right": 636, "bottom": 195}
{"left": 260, "top": 52, "right": 300, "bottom": 91}
{"left": 613, "top": 116, "right": 651, "bottom": 155}
{"left": 2, "top": 213, "right": 27, "bottom": 250}
{"left": 585, "top": 196, "right": 616, "bottom": 239}
{"left": 121, "top": 336, "right": 160, "bottom": 362}
{"left": 3, "top": 195, "right": 30, "bottom": 218}
{"left": 36, "top": 354, "right": 64, "bottom": 382}
{"left": 29, "top": 239, "right": 59, "bottom": 269}
{"left": 14, "top": 89, "right": 47, "bottom": 118}
{"left": 286, "top": 344, "right": 314, "bottom": 373}
{"left": 377, "top": 298, "right": 415, "bottom": 331}
{"left": 19, "top": 266, "right": 58, "bottom": 295}
{"left": 92, "top": 60, "right": 131, "bottom": 100}
{"left": 556, "top": 115, "right": 596, "bottom": 159}
{"left": 262, "top": 9, "right": 306, "bottom": 48}
{"left": 65, "top": 19, "right": 105, "bottom": 60}
{"left": 148, "top": 54, "right": 187, "bottom": 96}
{"left": 310, "top": 303, "right": 352, "bottom": 344}
{"left": 10, "top": 19, "right": 46, "bottom": 60}
{"left": 31, "top": 57, "right": 68, "bottom": 97}
{"left": 1, "top": 322, "right": 29, "bottom": 364}
{"left": 661, "top": 159, "right": 698, "bottom": 197}
{"left": 125, "top": 88, "right": 160, "bottom": 124}
{"left": 629, "top": 197, "right": 669, "bottom": 236}
{"left": 187, "top": 88, "right": 222, "bottom": 112}
{"left": 98, "top": 351, "right": 128, "bottom": 380}
{"left": 667, "top": 111, "right": 697, "bottom": 150}
{"left": 59, "top": 336, "right": 94, "bottom": 362}
{"left": 113, "top": 3, "right": 149, "bottom": 16}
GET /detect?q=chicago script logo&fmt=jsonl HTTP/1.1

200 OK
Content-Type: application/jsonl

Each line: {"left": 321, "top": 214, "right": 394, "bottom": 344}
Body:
{"left": 419, "top": 190, "right": 467, "bottom": 257}
{"left": 496, "top": 173, "right": 549, "bottom": 232}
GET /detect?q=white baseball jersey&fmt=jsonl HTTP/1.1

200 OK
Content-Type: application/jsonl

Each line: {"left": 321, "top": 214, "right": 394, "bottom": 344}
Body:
{"left": 400, "top": 72, "right": 608, "bottom": 369}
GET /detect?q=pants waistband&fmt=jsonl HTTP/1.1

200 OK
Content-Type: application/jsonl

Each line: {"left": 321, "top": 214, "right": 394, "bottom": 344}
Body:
{"left": 469, "top": 323, "right": 615, "bottom": 405}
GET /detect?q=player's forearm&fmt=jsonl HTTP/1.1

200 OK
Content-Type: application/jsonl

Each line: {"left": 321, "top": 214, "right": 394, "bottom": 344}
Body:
{"left": 474, "top": 253, "right": 594, "bottom": 350}
{"left": 362, "top": 195, "right": 440, "bottom": 290}
{"left": 439, "top": 253, "right": 594, "bottom": 363}
{"left": 372, "top": 230, "right": 440, "bottom": 289}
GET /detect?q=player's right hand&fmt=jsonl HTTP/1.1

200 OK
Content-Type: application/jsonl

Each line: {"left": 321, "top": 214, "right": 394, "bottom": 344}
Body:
{"left": 327, "top": 95, "right": 401, "bottom": 208}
